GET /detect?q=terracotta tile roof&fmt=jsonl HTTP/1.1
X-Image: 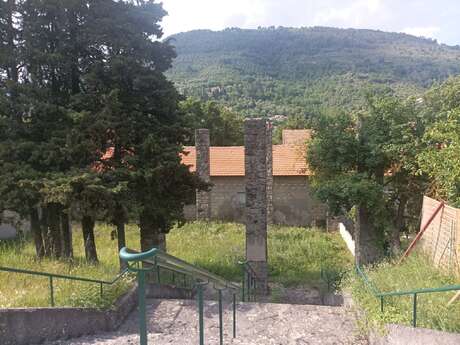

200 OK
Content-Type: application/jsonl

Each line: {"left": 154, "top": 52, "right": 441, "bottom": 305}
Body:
{"left": 181, "top": 144, "right": 311, "bottom": 176}
{"left": 282, "top": 129, "right": 312, "bottom": 145}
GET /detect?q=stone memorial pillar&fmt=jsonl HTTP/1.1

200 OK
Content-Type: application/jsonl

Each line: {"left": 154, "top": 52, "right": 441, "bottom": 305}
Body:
{"left": 195, "top": 129, "right": 211, "bottom": 220}
{"left": 244, "top": 119, "right": 270, "bottom": 293}
{"left": 266, "top": 121, "right": 273, "bottom": 225}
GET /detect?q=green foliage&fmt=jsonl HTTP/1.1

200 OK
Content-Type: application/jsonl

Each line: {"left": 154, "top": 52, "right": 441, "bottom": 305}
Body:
{"left": 307, "top": 92, "right": 431, "bottom": 261}
{"left": 167, "top": 27, "right": 460, "bottom": 118}
{"left": 418, "top": 77, "right": 460, "bottom": 207}
{"left": 0, "top": 0, "right": 201, "bottom": 260}
{"left": 346, "top": 253, "right": 460, "bottom": 332}
{"left": 180, "top": 98, "right": 244, "bottom": 146}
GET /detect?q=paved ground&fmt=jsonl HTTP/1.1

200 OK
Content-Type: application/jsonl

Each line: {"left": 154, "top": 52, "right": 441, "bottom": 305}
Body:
{"left": 47, "top": 299, "right": 367, "bottom": 345}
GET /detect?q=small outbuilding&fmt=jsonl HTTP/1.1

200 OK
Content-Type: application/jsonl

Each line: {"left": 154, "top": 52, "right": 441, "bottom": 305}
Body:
{"left": 181, "top": 129, "right": 327, "bottom": 226}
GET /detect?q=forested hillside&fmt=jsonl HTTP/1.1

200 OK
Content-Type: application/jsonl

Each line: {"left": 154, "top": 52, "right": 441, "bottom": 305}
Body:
{"left": 167, "top": 27, "right": 460, "bottom": 117}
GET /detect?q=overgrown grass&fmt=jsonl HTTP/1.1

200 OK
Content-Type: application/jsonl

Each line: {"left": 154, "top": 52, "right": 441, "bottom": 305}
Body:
{"left": 0, "top": 221, "right": 352, "bottom": 308}
{"left": 0, "top": 223, "right": 140, "bottom": 309}
{"left": 167, "top": 222, "right": 352, "bottom": 287}
{"left": 347, "top": 253, "right": 460, "bottom": 333}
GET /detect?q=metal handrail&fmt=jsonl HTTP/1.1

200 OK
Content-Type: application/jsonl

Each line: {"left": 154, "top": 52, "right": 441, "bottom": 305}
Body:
{"left": 239, "top": 260, "right": 258, "bottom": 302}
{"left": 0, "top": 265, "right": 129, "bottom": 306}
{"left": 355, "top": 265, "right": 460, "bottom": 327}
{"left": 122, "top": 247, "right": 240, "bottom": 290}
{"left": 120, "top": 247, "right": 241, "bottom": 345}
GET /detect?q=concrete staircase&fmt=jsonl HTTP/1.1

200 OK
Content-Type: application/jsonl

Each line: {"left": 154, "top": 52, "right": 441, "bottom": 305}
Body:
{"left": 47, "top": 299, "right": 367, "bottom": 345}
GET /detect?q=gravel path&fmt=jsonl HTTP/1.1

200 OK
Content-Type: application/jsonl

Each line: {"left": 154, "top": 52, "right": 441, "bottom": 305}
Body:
{"left": 47, "top": 299, "right": 367, "bottom": 345}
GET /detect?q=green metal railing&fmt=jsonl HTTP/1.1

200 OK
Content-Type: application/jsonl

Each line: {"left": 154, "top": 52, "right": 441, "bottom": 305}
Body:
{"left": 356, "top": 265, "right": 460, "bottom": 327}
{"left": 240, "top": 261, "right": 258, "bottom": 302}
{"left": 0, "top": 265, "right": 129, "bottom": 307}
{"left": 120, "top": 247, "right": 241, "bottom": 345}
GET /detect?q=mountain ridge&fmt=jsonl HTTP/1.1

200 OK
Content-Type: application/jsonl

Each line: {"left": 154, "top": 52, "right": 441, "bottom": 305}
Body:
{"left": 166, "top": 26, "right": 460, "bottom": 117}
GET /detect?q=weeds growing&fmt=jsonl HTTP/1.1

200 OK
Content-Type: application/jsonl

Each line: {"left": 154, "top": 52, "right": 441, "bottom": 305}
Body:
{"left": 0, "top": 221, "right": 351, "bottom": 308}
{"left": 346, "top": 253, "right": 460, "bottom": 332}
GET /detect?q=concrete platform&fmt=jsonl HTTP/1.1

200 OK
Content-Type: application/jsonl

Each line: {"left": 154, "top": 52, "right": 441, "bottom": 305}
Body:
{"left": 47, "top": 299, "right": 367, "bottom": 345}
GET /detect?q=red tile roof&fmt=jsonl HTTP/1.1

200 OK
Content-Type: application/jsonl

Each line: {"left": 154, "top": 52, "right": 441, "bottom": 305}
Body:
{"left": 181, "top": 144, "right": 311, "bottom": 176}
{"left": 282, "top": 129, "right": 312, "bottom": 145}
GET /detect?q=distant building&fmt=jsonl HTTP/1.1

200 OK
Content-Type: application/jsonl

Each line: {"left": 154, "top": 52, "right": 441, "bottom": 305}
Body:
{"left": 181, "top": 129, "right": 327, "bottom": 226}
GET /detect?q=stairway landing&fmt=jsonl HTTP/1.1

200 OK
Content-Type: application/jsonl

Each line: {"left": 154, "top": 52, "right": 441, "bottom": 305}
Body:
{"left": 48, "top": 299, "right": 367, "bottom": 345}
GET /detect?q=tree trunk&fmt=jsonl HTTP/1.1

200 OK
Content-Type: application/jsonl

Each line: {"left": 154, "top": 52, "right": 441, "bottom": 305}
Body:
{"left": 81, "top": 215, "right": 98, "bottom": 263}
{"left": 30, "top": 208, "right": 45, "bottom": 258}
{"left": 115, "top": 204, "right": 127, "bottom": 270}
{"left": 61, "top": 211, "right": 73, "bottom": 259}
{"left": 139, "top": 212, "right": 166, "bottom": 282}
{"left": 47, "top": 203, "right": 62, "bottom": 258}
{"left": 355, "top": 205, "right": 382, "bottom": 265}
{"left": 6, "top": 0, "right": 18, "bottom": 84}
{"left": 391, "top": 195, "right": 408, "bottom": 256}
{"left": 40, "top": 207, "right": 51, "bottom": 257}
{"left": 139, "top": 213, "right": 166, "bottom": 252}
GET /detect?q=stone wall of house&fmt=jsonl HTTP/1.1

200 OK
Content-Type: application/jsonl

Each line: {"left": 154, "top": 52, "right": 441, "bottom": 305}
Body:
{"left": 184, "top": 176, "right": 327, "bottom": 227}
{"left": 272, "top": 176, "right": 327, "bottom": 227}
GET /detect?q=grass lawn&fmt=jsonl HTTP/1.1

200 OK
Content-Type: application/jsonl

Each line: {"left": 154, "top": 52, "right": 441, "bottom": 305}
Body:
{"left": 347, "top": 253, "right": 460, "bottom": 333}
{"left": 0, "top": 221, "right": 352, "bottom": 308}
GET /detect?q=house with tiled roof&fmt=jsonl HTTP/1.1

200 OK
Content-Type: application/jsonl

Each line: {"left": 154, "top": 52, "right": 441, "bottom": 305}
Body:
{"left": 181, "top": 129, "right": 326, "bottom": 226}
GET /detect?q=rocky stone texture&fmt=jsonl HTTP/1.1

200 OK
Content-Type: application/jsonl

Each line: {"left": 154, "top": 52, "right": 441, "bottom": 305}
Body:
{"left": 244, "top": 119, "right": 269, "bottom": 293}
{"left": 46, "top": 299, "right": 367, "bottom": 345}
{"left": 266, "top": 122, "right": 273, "bottom": 225}
{"left": 195, "top": 129, "right": 211, "bottom": 220}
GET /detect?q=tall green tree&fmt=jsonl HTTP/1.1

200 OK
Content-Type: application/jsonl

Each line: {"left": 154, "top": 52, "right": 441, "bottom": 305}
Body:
{"left": 418, "top": 77, "right": 460, "bottom": 207}
{"left": 181, "top": 98, "right": 244, "bottom": 146}
{"left": 72, "top": 0, "right": 201, "bottom": 252}
{"left": 308, "top": 92, "right": 429, "bottom": 263}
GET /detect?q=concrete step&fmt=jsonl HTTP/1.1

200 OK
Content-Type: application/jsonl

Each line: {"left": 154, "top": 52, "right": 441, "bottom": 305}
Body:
{"left": 48, "top": 299, "right": 367, "bottom": 345}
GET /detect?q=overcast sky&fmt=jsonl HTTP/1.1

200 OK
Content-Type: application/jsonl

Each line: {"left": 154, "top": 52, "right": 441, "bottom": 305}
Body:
{"left": 160, "top": 0, "right": 460, "bottom": 46}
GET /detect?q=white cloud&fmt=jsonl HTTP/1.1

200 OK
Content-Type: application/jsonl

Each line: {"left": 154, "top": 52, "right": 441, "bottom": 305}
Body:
{"left": 313, "top": 0, "right": 384, "bottom": 26}
{"left": 158, "top": 0, "right": 458, "bottom": 45}
{"left": 161, "top": 0, "right": 267, "bottom": 37}
{"left": 402, "top": 26, "right": 441, "bottom": 39}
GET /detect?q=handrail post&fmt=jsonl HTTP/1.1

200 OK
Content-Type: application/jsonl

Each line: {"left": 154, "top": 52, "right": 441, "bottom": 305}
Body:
{"left": 247, "top": 271, "right": 251, "bottom": 301}
{"left": 232, "top": 292, "right": 237, "bottom": 338}
{"left": 197, "top": 282, "right": 205, "bottom": 345}
{"left": 218, "top": 288, "right": 223, "bottom": 345}
{"left": 119, "top": 247, "right": 158, "bottom": 345}
{"left": 138, "top": 269, "right": 148, "bottom": 345}
{"left": 413, "top": 293, "right": 417, "bottom": 328}
{"left": 49, "top": 276, "right": 54, "bottom": 307}
{"left": 155, "top": 256, "right": 161, "bottom": 284}
{"left": 241, "top": 265, "right": 246, "bottom": 302}
{"left": 380, "top": 296, "right": 384, "bottom": 313}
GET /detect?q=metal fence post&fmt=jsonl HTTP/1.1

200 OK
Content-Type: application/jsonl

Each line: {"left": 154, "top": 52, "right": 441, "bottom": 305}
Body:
{"left": 197, "top": 283, "right": 205, "bottom": 345}
{"left": 232, "top": 292, "right": 236, "bottom": 338}
{"left": 138, "top": 270, "right": 148, "bottom": 345}
{"left": 241, "top": 266, "right": 246, "bottom": 302}
{"left": 49, "top": 276, "right": 54, "bottom": 307}
{"left": 218, "top": 289, "right": 223, "bottom": 345}
{"left": 380, "top": 296, "right": 384, "bottom": 313}
{"left": 155, "top": 256, "right": 161, "bottom": 284}
{"left": 413, "top": 293, "right": 417, "bottom": 328}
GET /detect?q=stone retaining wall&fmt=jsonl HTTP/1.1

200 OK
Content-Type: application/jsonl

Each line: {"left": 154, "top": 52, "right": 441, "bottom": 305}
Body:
{"left": 0, "top": 283, "right": 192, "bottom": 345}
